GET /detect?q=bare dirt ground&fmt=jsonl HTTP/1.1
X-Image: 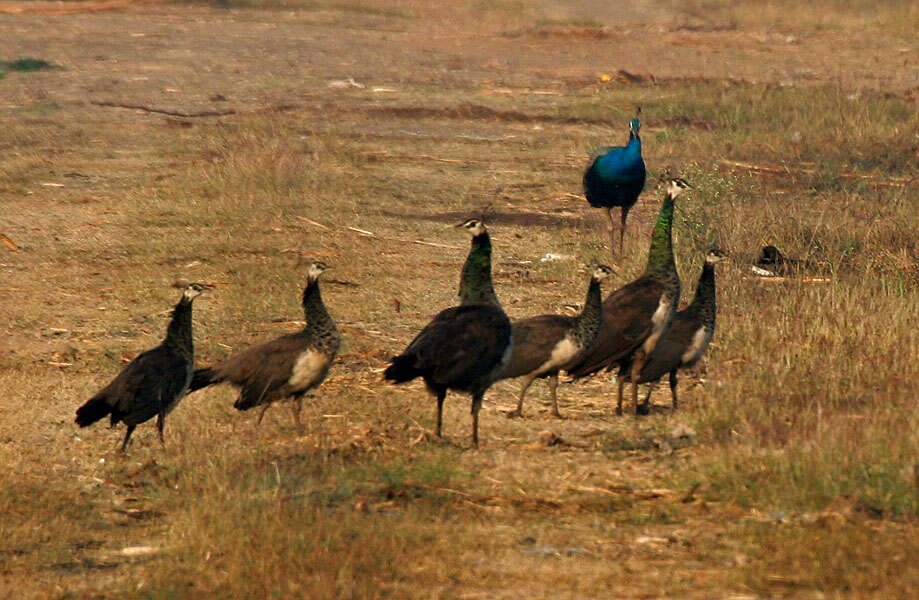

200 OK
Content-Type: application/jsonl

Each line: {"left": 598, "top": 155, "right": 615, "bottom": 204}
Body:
{"left": 2, "top": 0, "right": 919, "bottom": 598}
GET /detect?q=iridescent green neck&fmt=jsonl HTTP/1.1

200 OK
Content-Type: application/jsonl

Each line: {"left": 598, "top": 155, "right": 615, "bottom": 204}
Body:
{"left": 459, "top": 231, "right": 500, "bottom": 307}
{"left": 644, "top": 193, "right": 676, "bottom": 281}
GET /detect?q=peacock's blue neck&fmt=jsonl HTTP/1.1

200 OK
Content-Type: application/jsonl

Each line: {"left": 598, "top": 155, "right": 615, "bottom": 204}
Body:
{"left": 626, "top": 134, "right": 641, "bottom": 154}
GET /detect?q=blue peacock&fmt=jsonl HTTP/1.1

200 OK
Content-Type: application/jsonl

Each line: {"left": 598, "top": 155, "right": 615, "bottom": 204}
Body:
{"left": 583, "top": 109, "right": 646, "bottom": 259}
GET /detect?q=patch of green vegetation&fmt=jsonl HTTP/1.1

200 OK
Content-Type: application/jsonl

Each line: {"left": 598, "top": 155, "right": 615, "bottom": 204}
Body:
{"left": 351, "top": 449, "right": 465, "bottom": 494}
{"left": 12, "top": 103, "right": 61, "bottom": 114}
{"left": 2, "top": 58, "right": 55, "bottom": 72}
{"left": 691, "top": 420, "right": 919, "bottom": 517}
{"left": 0, "top": 58, "right": 59, "bottom": 80}
{"left": 677, "top": 0, "right": 918, "bottom": 34}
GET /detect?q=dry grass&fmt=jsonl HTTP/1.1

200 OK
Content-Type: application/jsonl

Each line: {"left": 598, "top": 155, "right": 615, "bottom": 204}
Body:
{"left": 674, "top": 0, "right": 919, "bottom": 32}
{"left": 2, "top": 0, "right": 919, "bottom": 597}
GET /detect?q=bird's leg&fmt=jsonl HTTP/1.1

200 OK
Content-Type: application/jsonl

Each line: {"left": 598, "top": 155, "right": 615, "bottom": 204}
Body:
{"left": 156, "top": 412, "right": 166, "bottom": 447}
{"left": 548, "top": 372, "right": 562, "bottom": 418}
{"left": 156, "top": 389, "right": 166, "bottom": 447}
{"left": 255, "top": 382, "right": 273, "bottom": 427}
{"left": 471, "top": 394, "right": 483, "bottom": 448}
{"left": 289, "top": 396, "right": 303, "bottom": 427}
{"left": 669, "top": 370, "right": 679, "bottom": 412}
{"left": 619, "top": 206, "right": 631, "bottom": 255}
{"left": 604, "top": 208, "right": 617, "bottom": 261}
{"left": 435, "top": 390, "right": 446, "bottom": 437}
{"left": 616, "top": 376, "right": 626, "bottom": 416}
{"left": 631, "top": 352, "right": 649, "bottom": 416}
{"left": 507, "top": 374, "right": 536, "bottom": 418}
{"left": 643, "top": 382, "right": 656, "bottom": 406}
{"left": 120, "top": 425, "right": 136, "bottom": 453}
{"left": 256, "top": 402, "right": 272, "bottom": 426}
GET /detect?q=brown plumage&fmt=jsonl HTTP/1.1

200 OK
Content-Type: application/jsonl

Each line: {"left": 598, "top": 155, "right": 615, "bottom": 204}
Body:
{"left": 500, "top": 265, "right": 615, "bottom": 418}
{"left": 384, "top": 304, "right": 512, "bottom": 444}
{"left": 567, "top": 178, "right": 691, "bottom": 415}
{"left": 384, "top": 219, "right": 512, "bottom": 447}
{"left": 187, "top": 262, "right": 339, "bottom": 426}
{"left": 618, "top": 249, "right": 725, "bottom": 412}
{"left": 75, "top": 283, "right": 211, "bottom": 451}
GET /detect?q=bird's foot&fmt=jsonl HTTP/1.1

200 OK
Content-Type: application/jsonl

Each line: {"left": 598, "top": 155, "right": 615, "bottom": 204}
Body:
{"left": 505, "top": 408, "right": 524, "bottom": 419}
{"left": 636, "top": 402, "right": 651, "bottom": 416}
{"left": 411, "top": 428, "right": 465, "bottom": 448}
{"left": 550, "top": 410, "right": 564, "bottom": 419}
{"left": 410, "top": 428, "right": 442, "bottom": 446}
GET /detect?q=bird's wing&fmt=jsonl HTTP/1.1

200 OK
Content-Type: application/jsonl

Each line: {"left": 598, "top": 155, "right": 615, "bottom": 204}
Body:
{"left": 629, "top": 312, "right": 699, "bottom": 383}
{"left": 566, "top": 278, "right": 664, "bottom": 378}
{"left": 404, "top": 305, "right": 511, "bottom": 389}
{"left": 210, "top": 332, "right": 309, "bottom": 390}
{"left": 103, "top": 346, "right": 191, "bottom": 424}
{"left": 501, "top": 315, "right": 574, "bottom": 379}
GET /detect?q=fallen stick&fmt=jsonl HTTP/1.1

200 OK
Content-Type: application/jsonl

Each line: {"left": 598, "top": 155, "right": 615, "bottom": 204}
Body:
{"left": 363, "top": 151, "right": 487, "bottom": 165}
{"left": 743, "top": 276, "right": 831, "bottom": 283}
{"left": 410, "top": 239, "right": 461, "bottom": 249}
{"left": 294, "top": 215, "right": 330, "bottom": 230}
{"left": 0, "top": 233, "right": 18, "bottom": 251}
{"left": 295, "top": 215, "right": 463, "bottom": 250}
{"left": 347, "top": 226, "right": 375, "bottom": 236}
{"left": 569, "top": 485, "right": 622, "bottom": 496}
{"left": 91, "top": 101, "right": 236, "bottom": 118}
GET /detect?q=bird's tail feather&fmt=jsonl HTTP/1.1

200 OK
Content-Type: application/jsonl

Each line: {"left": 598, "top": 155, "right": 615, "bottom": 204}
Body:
{"left": 383, "top": 354, "right": 420, "bottom": 384}
{"left": 75, "top": 394, "right": 113, "bottom": 427}
{"left": 188, "top": 367, "right": 221, "bottom": 393}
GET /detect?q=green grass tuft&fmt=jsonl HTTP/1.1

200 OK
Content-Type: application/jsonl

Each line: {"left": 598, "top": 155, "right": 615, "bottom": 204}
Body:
{"left": 1, "top": 58, "right": 56, "bottom": 72}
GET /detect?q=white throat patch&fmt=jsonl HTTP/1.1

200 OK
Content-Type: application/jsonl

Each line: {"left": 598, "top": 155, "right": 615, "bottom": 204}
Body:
{"left": 642, "top": 296, "right": 673, "bottom": 354}
{"left": 680, "top": 326, "right": 711, "bottom": 365}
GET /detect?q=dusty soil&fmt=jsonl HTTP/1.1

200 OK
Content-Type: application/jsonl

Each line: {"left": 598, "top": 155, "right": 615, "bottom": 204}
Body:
{"left": 1, "top": 1, "right": 918, "bottom": 597}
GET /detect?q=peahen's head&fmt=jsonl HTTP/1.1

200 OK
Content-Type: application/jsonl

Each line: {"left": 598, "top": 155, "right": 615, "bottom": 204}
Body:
{"left": 455, "top": 218, "right": 487, "bottom": 237}
{"left": 306, "top": 261, "right": 332, "bottom": 281}
{"left": 705, "top": 248, "right": 728, "bottom": 265}
{"left": 757, "top": 245, "right": 784, "bottom": 266}
{"left": 181, "top": 282, "right": 213, "bottom": 302}
{"left": 590, "top": 264, "right": 616, "bottom": 282}
{"left": 666, "top": 177, "right": 693, "bottom": 199}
